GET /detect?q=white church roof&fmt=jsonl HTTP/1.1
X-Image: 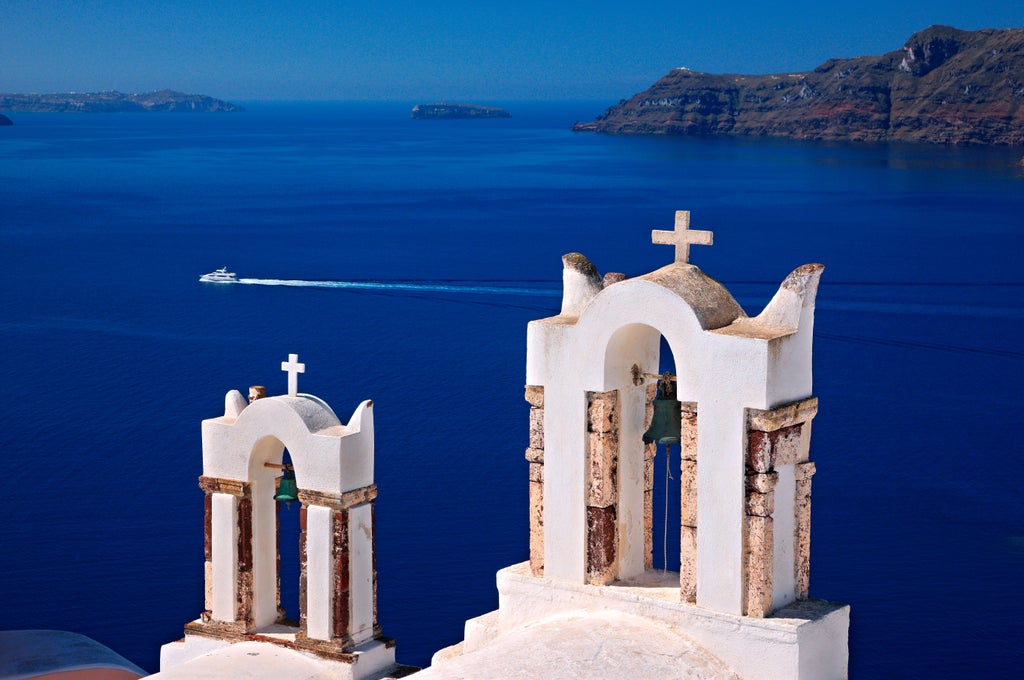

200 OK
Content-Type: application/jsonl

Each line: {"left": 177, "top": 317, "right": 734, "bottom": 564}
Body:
{"left": 418, "top": 609, "right": 739, "bottom": 680}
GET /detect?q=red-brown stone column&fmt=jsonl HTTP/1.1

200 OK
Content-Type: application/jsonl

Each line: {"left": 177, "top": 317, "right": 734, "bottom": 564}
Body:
{"left": 586, "top": 390, "right": 619, "bottom": 585}
{"left": 744, "top": 471, "right": 777, "bottom": 617}
{"left": 197, "top": 476, "right": 252, "bottom": 631}
{"left": 236, "top": 496, "right": 254, "bottom": 628}
{"left": 332, "top": 509, "right": 350, "bottom": 640}
{"left": 295, "top": 485, "right": 378, "bottom": 651}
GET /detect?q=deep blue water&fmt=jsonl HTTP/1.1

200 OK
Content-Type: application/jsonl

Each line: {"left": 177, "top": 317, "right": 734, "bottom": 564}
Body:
{"left": 1, "top": 102, "right": 1022, "bottom": 676}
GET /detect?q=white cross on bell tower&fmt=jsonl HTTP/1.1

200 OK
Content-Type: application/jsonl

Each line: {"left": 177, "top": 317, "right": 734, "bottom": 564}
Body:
{"left": 652, "top": 210, "right": 714, "bottom": 264}
{"left": 281, "top": 353, "right": 305, "bottom": 397}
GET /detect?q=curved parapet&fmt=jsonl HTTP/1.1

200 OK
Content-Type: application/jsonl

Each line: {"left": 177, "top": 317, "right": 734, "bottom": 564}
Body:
{"left": 202, "top": 393, "right": 374, "bottom": 495}
{"left": 753, "top": 264, "right": 825, "bottom": 332}
{"left": 560, "top": 252, "right": 604, "bottom": 317}
{"left": 529, "top": 261, "right": 749, "bottom": 392}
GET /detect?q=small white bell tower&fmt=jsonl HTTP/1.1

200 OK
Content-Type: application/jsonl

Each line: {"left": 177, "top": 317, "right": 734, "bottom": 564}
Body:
{"left": 160, "top": 354, "right": 398, "bottom": 680}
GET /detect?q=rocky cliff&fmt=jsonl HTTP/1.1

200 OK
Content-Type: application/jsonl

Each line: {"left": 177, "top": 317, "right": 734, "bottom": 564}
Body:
{"left": 0, "top": 89, "right": 242, "bottom": 113}
{"left": 573, "top": 26, "right": 1024, "bottom": 145}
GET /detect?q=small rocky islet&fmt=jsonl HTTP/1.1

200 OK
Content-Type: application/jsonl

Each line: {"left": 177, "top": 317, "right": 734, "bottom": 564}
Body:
{"left": 411, "top": 102, "right": 511, "bottom": 120}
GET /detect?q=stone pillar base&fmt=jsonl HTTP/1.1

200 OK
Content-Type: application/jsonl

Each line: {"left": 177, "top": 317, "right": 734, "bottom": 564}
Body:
{"left": 162, "top": 621, "right": 399, "bottom": 680}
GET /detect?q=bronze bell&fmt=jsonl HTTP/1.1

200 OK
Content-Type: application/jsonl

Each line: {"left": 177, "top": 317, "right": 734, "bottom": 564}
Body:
{"left": 275, "top": 468, "right": 299, "bottom": 507}
{"left": 643, "top": 378, "right": 681, "bottom": 445}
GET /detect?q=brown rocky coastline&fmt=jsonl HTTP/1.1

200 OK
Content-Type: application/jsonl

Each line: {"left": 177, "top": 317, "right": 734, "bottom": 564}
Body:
{"left": 573, "top": 26, "right": 1024, "bottom": 145}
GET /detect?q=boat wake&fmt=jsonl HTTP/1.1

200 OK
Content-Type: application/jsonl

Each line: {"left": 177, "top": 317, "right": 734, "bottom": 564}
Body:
{"left": 235, "top": 278, "right": 560, "bottom": 298}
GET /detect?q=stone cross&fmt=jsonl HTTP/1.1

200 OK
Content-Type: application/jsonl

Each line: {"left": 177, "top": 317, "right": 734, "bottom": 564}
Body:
{"left": 281, "top": 353, "right": 305, "bottom": 397}
{"left": 652, "top": 210, "right": 713, "bottom": 264}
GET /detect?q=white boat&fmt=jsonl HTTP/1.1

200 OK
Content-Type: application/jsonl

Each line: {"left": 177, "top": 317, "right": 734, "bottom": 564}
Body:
{"left": 199, "top": 267, "right": 238, "bottom": 283}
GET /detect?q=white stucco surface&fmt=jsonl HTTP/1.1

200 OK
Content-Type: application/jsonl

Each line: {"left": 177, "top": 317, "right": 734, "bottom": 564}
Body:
{"left": 350, "top": 502, "right": 375, "bottom": 643}
{"left": 773, "top": 463, "right": 797, "bottom": 610}
{"left": 210, "top": 493, "right": 237, "bottom": 622}
{"left": 201, "top": 395, "right": 374, "bottom": 495}
{"left": 251, "top": 470, "right": 279, "bottom": 627}
{"left": 306, "top": 505, "right": 333, "bottom": 640}
{"left": 155, "top": 639, "right": 395, "bottom": 680}
{"left": 438, "top": 562, "right": 848, "bottom": 680}
{"left": 421, "top": 609, "right": 741, "bottom": 679}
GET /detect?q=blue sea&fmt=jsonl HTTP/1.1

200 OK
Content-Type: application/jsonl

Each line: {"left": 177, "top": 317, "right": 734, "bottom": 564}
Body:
{"left": 1, "top": 102, "right": 1022, "bottom": 676}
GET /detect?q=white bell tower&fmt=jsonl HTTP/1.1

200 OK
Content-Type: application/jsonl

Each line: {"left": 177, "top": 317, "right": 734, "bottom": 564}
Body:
{"left": 160, "top": 355, "right": 398, "bottom": 680}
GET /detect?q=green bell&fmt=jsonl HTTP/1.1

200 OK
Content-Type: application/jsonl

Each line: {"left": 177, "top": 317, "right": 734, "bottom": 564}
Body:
{"left": 275, "top": 468, "right": 299, "bottom": 507}
{"left": 643, "top": 380, "right": 681, "bottom": 445}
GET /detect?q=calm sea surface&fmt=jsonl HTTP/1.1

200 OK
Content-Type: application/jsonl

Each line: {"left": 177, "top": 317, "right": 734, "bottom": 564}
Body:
{"left": 1, "top": 102, "right": 1022, "bottom": 675}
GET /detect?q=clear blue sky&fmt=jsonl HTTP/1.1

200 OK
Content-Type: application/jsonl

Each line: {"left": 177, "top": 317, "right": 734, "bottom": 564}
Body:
{"left": 1, "top": 1, "right": 1021, "bottom": 101}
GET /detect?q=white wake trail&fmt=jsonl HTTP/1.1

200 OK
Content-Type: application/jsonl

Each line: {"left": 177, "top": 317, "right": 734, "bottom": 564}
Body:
{"left": 235, "top": 278, "right": 560, "bottom": 298}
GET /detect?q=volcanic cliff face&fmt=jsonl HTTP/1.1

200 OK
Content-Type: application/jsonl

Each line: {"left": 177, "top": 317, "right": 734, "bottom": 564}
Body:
{"left": 0, "top": 89, "right": 242, "bottom": 113}
{"left": 574, "top": 26, "right": 1024, "bottom": 145}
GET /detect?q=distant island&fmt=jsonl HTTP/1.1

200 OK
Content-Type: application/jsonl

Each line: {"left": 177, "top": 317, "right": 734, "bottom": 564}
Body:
{"left": 411, "top": 103, "right": 511, "bottom": 120}
{"left": 0, "top": 114, "right": 12, "bottom": 126}
{"left": 0, "top": 89, "right": 242, "bottom": 113}
{"left": 573, "top": 26, "right": 1024, "bottom": 145}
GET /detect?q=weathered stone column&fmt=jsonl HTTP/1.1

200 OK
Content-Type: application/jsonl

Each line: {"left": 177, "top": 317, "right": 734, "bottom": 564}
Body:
{"left": 203, "top": 493, "right": 213, "bottom": 613}
{"left": 795, "top": 460, "right": 816, "bottom": 598}
{"left": 744, "top": 471, "right": 777, "bottom": 617}
{"left": 679, "top": 401, "right": 698, "bottom": 602}
{"left": 198, "top": 476, "right": 253, "bottom": 631}
{"left": 744, "top": 397, "right": 818, "bottom": 617}
{"left": 586, "top": 390, "right": 619, "bottom": 585}
{"left": 297, "top": 486, "right": 378, "bottom": 649}
{"left": 297, "top": 505, "right": 306, "bottom": 629}
{"left": 643, "top": 382, "right": 656, "bottom": 570}
{"left": 525, "top": 385, "right": 545, "bottom": 576}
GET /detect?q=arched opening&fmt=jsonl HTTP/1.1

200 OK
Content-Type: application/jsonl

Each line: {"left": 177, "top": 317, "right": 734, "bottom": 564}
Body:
{"left": 597, "top": 323, "right": 693, "bottom": 592}
{"left": 650, "top": 336, "right": 682, "bottom": 574}
{"left": 248, "top": 435, "right": 301, "bottom": 631}
{"left": 276, "top": 449, "right": 301, "bottom": 626}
